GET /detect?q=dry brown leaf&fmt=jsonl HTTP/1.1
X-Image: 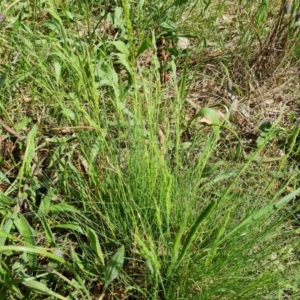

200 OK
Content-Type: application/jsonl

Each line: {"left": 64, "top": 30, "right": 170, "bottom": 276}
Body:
{"left": 199, "top": 116, "right": 212, "bottom": 125}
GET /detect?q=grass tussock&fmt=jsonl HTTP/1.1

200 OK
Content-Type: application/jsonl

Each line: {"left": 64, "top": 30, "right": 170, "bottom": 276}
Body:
{"left": 1, "top": 0, "right": 300, "bottom": 299}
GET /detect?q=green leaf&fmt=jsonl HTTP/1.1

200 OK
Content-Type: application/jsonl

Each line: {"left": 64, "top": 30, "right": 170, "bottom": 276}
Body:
{"left": 54, "top": 223, "right": 84, "bottom": 234}
{"left": 202, "top": 171, "right": 238, "bottom": 188}
{"left": 12, "top": 9, "right": 23, "bottom": 34}
{"left": 0, "top": 70, "right": 7, "bottom": 89}
{"left": 259, "top": 121, "right": 272, "bottom": 133}
{"left": 10, "top": 72, "right": 31, "bottom": 85}
{"left": 64, "top": 10, "right": 74, "bottom": 21}
{"left": 14, "top": 117, "right": 31, "bottom": 131}
{"left": 111, "top": 41, "right": 130, "bottom": 57}
{"left": 177, "top": 200, "right": 216, "bottom": 267}
{"left": 115, "top": 53, "right": 132, "bottom": 75}
{"left": 63, "top": 108, "right": 75, "bottom": 121}
{"left": 41, "top": 20, "right": 60, "bottom": 32}
{"left": 288, "top": 120, "right": 300, "bottom": 153}
{"left": 40, "top": 215, "right": 56, "bottom": 248}
{"left": 159, "top": 21, "right": 175, "bottom": 30}
{"left": 119, "top": 102, "right": 134, "bottom": 118}
{"left": 0, "top": 172, "right": 10, "bottom": 185}
{"left": 22, "top": 124, "right": 38, "bottom": 177}
{"left": 181, "top": 142, "right": 192, "bottom": 150}
{"left": 169, "top": 218, "right": 187, "bottom": 274}
{"left": 167, "top": 47, "right": 179, "bottom": 56}
{"left": 21, "top": 278, "right": 68, "bottom": 300}
{"left": 86, "top": 227, "right": 105, "bottom": 266}
{"left": 14, "top": 215, "right": 37, "bottom": 272}
{"left": 0, "top": 262, "right": 23, "bottom": 298}
{"left": 179, "top": 54, "right": 188, "bottom": 100}
{"left": 38, "top": 195, "right": 52, "bottom": 216}
{"left": 70, "top": 245, "right": 85, "bottom": 272}
{"left": 0, "top": 208, "right": 18, "bottom": 247}
{"left": 173, "top": 0, "right": 189, "bottom": 6}
{"left": 187, "top": 107, "right": 221, "bottom": 136}
{"left": 201, "top": 161, "right": 223, "bottom": 178}
{"left": 104, "top": 245, "right": 125, "bottom": 290}
{"left": 49, "top": 203, "right": 80, "bottom": 214}
{"left": 113, "top": 7, "right": 123, "bottom": 27}
{"left": 53, "top": 61, "right": 61, "bottom": 85}
{"left": 136, "top": 37, "right": 152, "bottom": 57}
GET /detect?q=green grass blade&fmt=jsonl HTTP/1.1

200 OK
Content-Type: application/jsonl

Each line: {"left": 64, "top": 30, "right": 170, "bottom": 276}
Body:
{"left": 14, "top": 214, "right": 37, "bottom": 273}
{"left": 54, "top": 223, "right": 85, "bottom": 234}
{"left": 0, "top": 245, "right": 91, "bottom": 299}
{"left": 40, "top": 215, "right": 57, "bottom": 248}
{"left": 21, "top": 278, "right": 68, "bottom": 300}
{"left": 0, "top": 208, "right": 18, "bottom": 247}
{"left": 169, "top": 217, "right": 187, "bottom": 275}
{"left": 38, "top": 195, "right": 52, "bottom": 216}
{"left": 0, "top": 261, "right": 24, "bottom": 298}
{"left": 86, "top": 227, "right": 105, "bottom": 266}
{"left": 70, "top": 245, "right": 89, "bottom": 274}
{"left": 219, "top": 187, "right": 300, "bottom": 244}
{"left": 49, "top": 203, "right": 80, "bottom": 214}
{"left": 22, "top": 124, "right": 38, "bottom": 177}
{"left": 0, "top": 70, "right": 7, "bottom": 89}
{"left": 179, "top": 53, "right": 188, "bottom": 101}
{"left": 16, "top": 125, "right": 38, "bottom": 199}
{"left": 176, "top": 200, "right": 217, "bottom": 268}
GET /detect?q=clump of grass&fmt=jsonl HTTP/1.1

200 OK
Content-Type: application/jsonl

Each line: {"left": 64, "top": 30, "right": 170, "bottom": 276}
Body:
{"left": 1, "top": 0, "right": 300, "bottom": 299}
